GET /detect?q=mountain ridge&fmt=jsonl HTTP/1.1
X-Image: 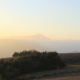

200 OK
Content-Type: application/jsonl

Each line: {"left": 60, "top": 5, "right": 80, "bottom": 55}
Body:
{"left": 1, "top": 34, "right": 51, "bottom": 41}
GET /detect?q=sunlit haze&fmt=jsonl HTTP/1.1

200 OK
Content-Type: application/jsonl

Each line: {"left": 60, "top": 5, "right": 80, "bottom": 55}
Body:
{"left": 0, "top": 0, "right": 80, "bottom": 58}
{"left": 0, "top": 0, "right": 80, "bottom": 40}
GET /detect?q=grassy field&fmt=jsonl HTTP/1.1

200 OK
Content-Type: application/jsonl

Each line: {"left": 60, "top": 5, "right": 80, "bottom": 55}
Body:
{"left": 18, "top": 65, "right": 80, "bottom": 80}
{"left": 37, "top": 76, "right": 80, "bottom": 80}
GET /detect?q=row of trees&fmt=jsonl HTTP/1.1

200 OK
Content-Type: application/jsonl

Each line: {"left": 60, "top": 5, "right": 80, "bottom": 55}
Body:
{"left": 0, "top": 50, "right": 66, "bottom": 80}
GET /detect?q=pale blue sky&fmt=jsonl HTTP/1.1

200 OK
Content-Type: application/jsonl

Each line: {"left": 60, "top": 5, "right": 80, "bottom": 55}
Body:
{"left": 0, "top": 0, "right": 80, "bottom": 40}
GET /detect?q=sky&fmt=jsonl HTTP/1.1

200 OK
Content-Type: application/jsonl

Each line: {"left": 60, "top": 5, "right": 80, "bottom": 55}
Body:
{"left": 0, "top": 0, "right": 80, "bottom": 40}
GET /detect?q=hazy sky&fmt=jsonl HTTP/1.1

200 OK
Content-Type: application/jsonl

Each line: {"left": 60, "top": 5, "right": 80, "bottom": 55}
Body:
{"left": 0, "top": 0, "right": 80, "bottom": 40}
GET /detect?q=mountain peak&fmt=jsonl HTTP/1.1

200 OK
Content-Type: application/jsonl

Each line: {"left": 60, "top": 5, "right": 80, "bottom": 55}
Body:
{"left": 35, "top": 34, "right": 45, "bottom": 36}
{"left": 27, "top": 34, "right": 51, "bottom": 41}
{"left": 4, "top": 34, "right": 51, "bottom": 41}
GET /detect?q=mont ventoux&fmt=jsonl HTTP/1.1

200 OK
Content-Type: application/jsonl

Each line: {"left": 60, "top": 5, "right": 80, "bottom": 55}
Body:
{"left": 0, "top": 34, "right": 80, "bottom": 58}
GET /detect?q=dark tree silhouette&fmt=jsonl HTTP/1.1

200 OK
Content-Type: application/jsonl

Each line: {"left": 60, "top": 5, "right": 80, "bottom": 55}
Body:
{"left": 0, "top": 50, "right": 66, "bottom": 80}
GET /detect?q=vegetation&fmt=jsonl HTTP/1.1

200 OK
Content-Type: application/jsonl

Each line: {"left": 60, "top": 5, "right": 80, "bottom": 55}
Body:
{"left": 0, "top": 74, "right": 3, "bottom": 80}
{"left": 0, "top": 50, "right": 66, "bottom": 80}
{"left": 17, "top": 65, "right": 80, "bottom": 80}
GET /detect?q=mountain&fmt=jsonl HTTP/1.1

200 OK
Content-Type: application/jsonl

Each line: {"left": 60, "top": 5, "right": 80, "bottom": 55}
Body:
{"left": 6, "top": 34, "right": 51, "bottom": 41}
{"left": 26, "top": 34, "right": 51, "bottom": 41}
{"left": 0, "top": 34, "right": 80, "bottom": 58}
{"left": 0, "top": 39, "right": 48, "bottom": 58}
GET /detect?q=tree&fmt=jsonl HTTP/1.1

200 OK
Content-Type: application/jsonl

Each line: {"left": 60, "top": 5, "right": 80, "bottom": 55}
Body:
{"left": 0, "top": 74, "right": 3, "bottom": 80}
{"left": 0, "top": 50, "right": 66, "bottom": 80}
{"left": 13, "top": 52, "right": 19, "bottom": 57}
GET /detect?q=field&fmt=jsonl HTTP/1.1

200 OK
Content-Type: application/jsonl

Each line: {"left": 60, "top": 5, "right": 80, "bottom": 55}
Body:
{"left": 37, "top": 76, "right": 80, "bottom": 80}
{"left": 18, "top": 65, "right": 80, "bottom": 80}
{"left": 59, "top": 53, "right": 80, "bottom": 65}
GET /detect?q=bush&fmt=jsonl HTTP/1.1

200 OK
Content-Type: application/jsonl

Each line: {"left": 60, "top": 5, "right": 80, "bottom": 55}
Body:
{"left": 0, "top": 50, "right": 66, "bottom": 80}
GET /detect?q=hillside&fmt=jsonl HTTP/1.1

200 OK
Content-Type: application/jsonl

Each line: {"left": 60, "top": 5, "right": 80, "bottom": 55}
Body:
{"left": 3, "top": 34, "right": 51, "bottom": 41}
{"left": 1, "top": 34, "right": 80, "bottom": 58}
{"left": 1, "top": 35, "right": 80, "bottom": 65}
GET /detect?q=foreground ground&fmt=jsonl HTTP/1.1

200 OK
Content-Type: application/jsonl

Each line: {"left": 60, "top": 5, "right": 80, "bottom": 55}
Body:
{"left": 37, "top": 75, "right": 80, "bottom": 80}
{"left": 17, "top": 65, "right": 80, "bottom": 80}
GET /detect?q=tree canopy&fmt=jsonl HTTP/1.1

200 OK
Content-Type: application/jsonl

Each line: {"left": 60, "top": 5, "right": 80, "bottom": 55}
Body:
{"left": 0, "top": 50, "right": 66, "bottom": 80}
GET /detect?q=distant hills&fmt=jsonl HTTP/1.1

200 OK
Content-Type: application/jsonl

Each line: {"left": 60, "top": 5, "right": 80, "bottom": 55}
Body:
{"left": 0, "top": 34, "right": 80, "bottom": 58}
{"left": 26, "top": 34, "right": 51, "bottom": 41}
{"left": 6, "top": 34, "right": 51, "bottom": 41}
